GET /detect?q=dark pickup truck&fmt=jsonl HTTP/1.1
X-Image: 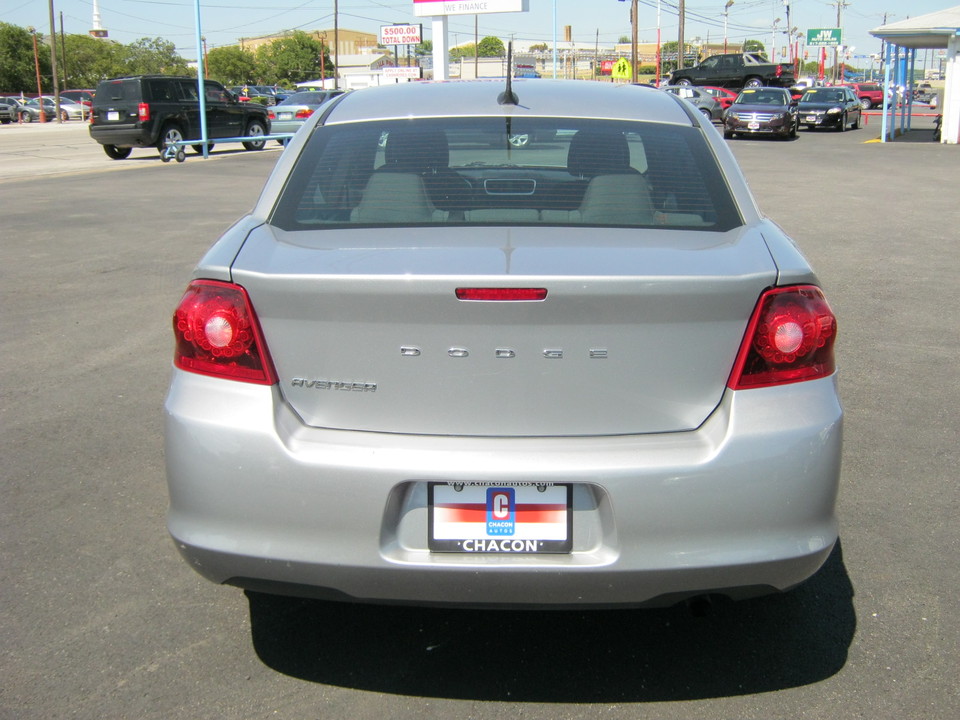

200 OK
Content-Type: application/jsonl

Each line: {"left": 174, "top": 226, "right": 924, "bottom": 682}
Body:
{"left": 669, "top": 53, "right": 795, "bottom": 90}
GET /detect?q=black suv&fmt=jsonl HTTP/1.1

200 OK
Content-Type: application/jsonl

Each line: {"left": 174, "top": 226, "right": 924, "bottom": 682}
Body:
{"left": 89, "top": 75, "right": 270, "bottom": 160}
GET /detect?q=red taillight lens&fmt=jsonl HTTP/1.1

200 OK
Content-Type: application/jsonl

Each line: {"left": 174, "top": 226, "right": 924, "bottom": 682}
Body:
{"left": 455, "top": 288, "right": 548, "bottom": 301}
{"left": 776, "top": 65, "right": 783, "bottom": 77}
{"left": 728, "top": 285, "right": 837, "bottom": 390}
{"left": 173, "top": 280, "right": 277, "bottom": 385}
{"left": 267, "top": 110, "right": 276, "bottom": 120}
{"left": 295, "top": 108, "right": 314, "bottom": 118}
{"left": 138, "top": 102, "right": 150, "bottom": 122}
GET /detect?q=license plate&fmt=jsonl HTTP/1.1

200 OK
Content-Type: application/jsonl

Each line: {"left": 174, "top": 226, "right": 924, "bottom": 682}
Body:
{"left": 748, "top": 121, "right": 760, "bottom": 130}
{"left": 805, "top": 115, "right": 817, "bottom": 122}
{"left": 107, "top": 111, "right": 120, "bottom": 121}
{"left": 278, "top": 112, "right": 292, "bottom": 120}
{"left": 428, "top": 482, "right": 572, "bottom": 553}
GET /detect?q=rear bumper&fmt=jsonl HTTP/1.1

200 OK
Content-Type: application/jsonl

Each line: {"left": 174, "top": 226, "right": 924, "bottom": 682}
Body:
{"left": 89, "top": 123, "right": 156, "bottom": 148}
{"left": 165, "top": 370, "right": 842, "bottom": 607}
{"left": 800, "top": 112, "right": 842, "bottom": 128}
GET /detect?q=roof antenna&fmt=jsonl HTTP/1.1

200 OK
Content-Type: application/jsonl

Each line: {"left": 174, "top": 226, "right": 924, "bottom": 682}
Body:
{"left": 498, "top": 41, "right": 519, "bottom": 106}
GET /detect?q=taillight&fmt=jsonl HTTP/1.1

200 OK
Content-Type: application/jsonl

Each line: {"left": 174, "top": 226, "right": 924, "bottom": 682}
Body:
{"left": 138, "top": 102, "right": 150, "bottom": 122}
{"left": 295, "top": 108, "right": 314, "bottom": 119}
{"left": 173, "top": 280, "right": 276, "bottom": 385}
{"left": 728, "top": 285, "right": 837, "bottom": 390}
{"left": 267, "top": 110, "right": 276, "bottom": 120}
{"left": 776, "top": 65, "right": 783, "bottom": 77}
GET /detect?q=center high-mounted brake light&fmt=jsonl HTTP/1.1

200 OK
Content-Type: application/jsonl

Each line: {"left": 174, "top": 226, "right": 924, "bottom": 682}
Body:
{"left": 456, "top": 288, "right": 548, "bottom": 301}
{"left": 173, "top": 280, "right": 277, "bottom": 385}
{"left": 728, "top": 285, "right": 837, "bottom": 389}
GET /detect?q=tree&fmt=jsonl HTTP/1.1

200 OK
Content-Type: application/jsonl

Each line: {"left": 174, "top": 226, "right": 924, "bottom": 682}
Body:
{"left": 255, "top": 31, "right": 330, "bottom": 85}
{"left": 0, "top": 23, "right": 193, "bottom": 91}
{"left": 743, "top": 39, "right": 766, "bottom": 54}
{"left": 60, "top": 34, "right": 125, "bottom": 88}
{"left": 0, "top": 22, "right": 50, "bottom": 93}
{"left": 123, "top": 37, "right": 191, "bottom": 76}
{"left": 477, "top": 36, "right": 505, "bottom": 57}
{"left": 450, "top": 43, "right": 476, "bottom": 60}
{"left": 415, "top": 40, "right": 432, "bottom": 56}
{"left": 205, "top": 45, "right": 258, "bottom": 86}
{"left": 529, "top": 43, "right": 549, "bottom": 52}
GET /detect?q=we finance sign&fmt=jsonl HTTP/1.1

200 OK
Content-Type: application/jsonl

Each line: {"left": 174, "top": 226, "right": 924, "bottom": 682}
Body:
{"left": 413, "top": 0, "right": 529, "bottom": 16}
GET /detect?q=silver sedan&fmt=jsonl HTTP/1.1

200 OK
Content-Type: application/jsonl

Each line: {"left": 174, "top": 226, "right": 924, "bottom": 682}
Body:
{"left": 267, "top": 90, "right": 345, "bottom": 141}
{"left": 660, "top": 85, "right": 725, "bottom": 121}
{"left": 165, "top": 80, "right": 842, "bottom": 609}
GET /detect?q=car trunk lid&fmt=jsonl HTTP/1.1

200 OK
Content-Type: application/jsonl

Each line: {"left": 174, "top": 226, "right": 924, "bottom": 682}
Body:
{"left": 229, "top": 224, "right": 777, "bottom": 437}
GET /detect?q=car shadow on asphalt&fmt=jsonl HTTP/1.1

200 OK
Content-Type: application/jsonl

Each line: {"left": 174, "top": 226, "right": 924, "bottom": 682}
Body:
{"left": 246, "top": 540, "right": 855, "bottom": 702}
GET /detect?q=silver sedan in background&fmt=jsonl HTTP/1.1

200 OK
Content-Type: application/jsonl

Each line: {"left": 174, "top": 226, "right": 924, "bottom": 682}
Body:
{"left": 267, "top": 90, "right": 346, "bottom": 141}
{"left": 165, "top": 80, "right": 842, "bottom": 610}
{"left": 661, "top": 85, "right": 725, "bottom": 121}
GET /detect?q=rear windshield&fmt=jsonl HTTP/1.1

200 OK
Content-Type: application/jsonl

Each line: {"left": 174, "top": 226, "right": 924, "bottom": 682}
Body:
{"left": 802, "top": 89, "right": 847, "bottom": 102}
{"left": 271, "top": 117, "right": 742, "bottom": 232}
{"left": 735, "top": 89, "right": 789, "bottom": 105}
{"left": 95, "top": 79, "right": 140, "bottom": 103}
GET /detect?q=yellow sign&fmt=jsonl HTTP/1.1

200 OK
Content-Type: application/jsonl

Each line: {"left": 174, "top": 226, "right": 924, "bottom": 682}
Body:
{"left": 612, "top": 57, "right": 632, "bottom": 80}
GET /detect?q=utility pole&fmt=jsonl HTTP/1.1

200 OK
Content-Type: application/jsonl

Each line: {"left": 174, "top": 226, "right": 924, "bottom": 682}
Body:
{"left": 879, "top": 12, "right": 890, "bottom": 78}
{"left": 677, "top": 0, "right": 686, "bottom": 70}
{"left": 59, "top": 11, "right": 67, "bottom": 91}
{"left": 724, "top": 1, "right": 734, "bottom": 55}
{"left": 48, "top": 0, "right": 61, "bottom": 123}
{"left": 333, "top": 0, "right": 339, "bottom": 89}
{"left": 631, "top": 0, "right": 638, "bottom": 83}
{"left": 784, "top": 0, "right": 791, "bottom": 62}
{"left": 832, "top": 0, "right": 849, "bottom": 83}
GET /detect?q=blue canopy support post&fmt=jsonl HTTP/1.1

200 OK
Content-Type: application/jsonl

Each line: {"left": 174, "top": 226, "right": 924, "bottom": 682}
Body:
{"left": 194, "top": 0, "right": 209, "bottom": 158}
{"left": 907, "top": 49, "right": 916, "bottom": 132}
{"left": 881, "top": 43, "right": 892, "bottom": 142}
{"left": 895, "top": 46, "right": 905, "bottom": 137}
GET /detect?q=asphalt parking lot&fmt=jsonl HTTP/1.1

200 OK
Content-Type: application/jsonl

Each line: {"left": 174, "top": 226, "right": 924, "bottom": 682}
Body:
{"left": 2, "top": 116, "right": 958, "bottom": 719}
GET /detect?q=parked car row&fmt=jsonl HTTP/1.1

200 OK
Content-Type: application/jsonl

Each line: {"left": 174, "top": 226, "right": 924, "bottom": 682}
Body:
{"left": 0, "top": 91, "right": 96, "bottom": 122}
{"left": 229, "top": 85, "right": 290, "bottom": 105}
{"left": 662, "top": 84, "right": 864, "bottom": 140}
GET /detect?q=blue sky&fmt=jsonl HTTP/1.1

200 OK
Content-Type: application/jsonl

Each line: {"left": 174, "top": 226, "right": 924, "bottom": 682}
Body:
{"left": 6, "top": 0, "right": 952, "bottom": 64}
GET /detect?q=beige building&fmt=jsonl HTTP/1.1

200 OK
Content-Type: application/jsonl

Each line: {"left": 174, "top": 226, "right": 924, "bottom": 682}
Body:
{"left": 237, "top": 28, "right": 380, "bottom": 57}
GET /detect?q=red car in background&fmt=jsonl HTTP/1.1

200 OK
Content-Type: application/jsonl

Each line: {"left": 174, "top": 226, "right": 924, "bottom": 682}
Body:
{"left": 60, "top": 89, "right": 94, "bottom": 107}
{"left": 700, "top": 86, "right": 738, "bottom": 110}
{"left": 842, "top": 82, "right": 884, "bottom": 109}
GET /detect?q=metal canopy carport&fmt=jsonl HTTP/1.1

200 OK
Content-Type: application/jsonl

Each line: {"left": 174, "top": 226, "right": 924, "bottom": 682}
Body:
{"left": 870, "top": 6, "right": 960, "bottom": 143}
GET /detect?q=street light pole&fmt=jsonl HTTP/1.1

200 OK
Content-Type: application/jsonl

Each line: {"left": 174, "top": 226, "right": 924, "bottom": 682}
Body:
{"left": 28, "top": 27, "right": 46, "bottom": 123}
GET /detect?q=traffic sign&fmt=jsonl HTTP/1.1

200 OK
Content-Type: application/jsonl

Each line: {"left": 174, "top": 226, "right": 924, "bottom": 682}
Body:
{"left": 611, "top": 57, "right": 632, "bottom": 80}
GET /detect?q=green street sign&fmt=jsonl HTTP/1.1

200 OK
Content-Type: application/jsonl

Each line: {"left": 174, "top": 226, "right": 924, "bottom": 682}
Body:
{"left": 806, "top": 28, "right": 842, "bottom": 47}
